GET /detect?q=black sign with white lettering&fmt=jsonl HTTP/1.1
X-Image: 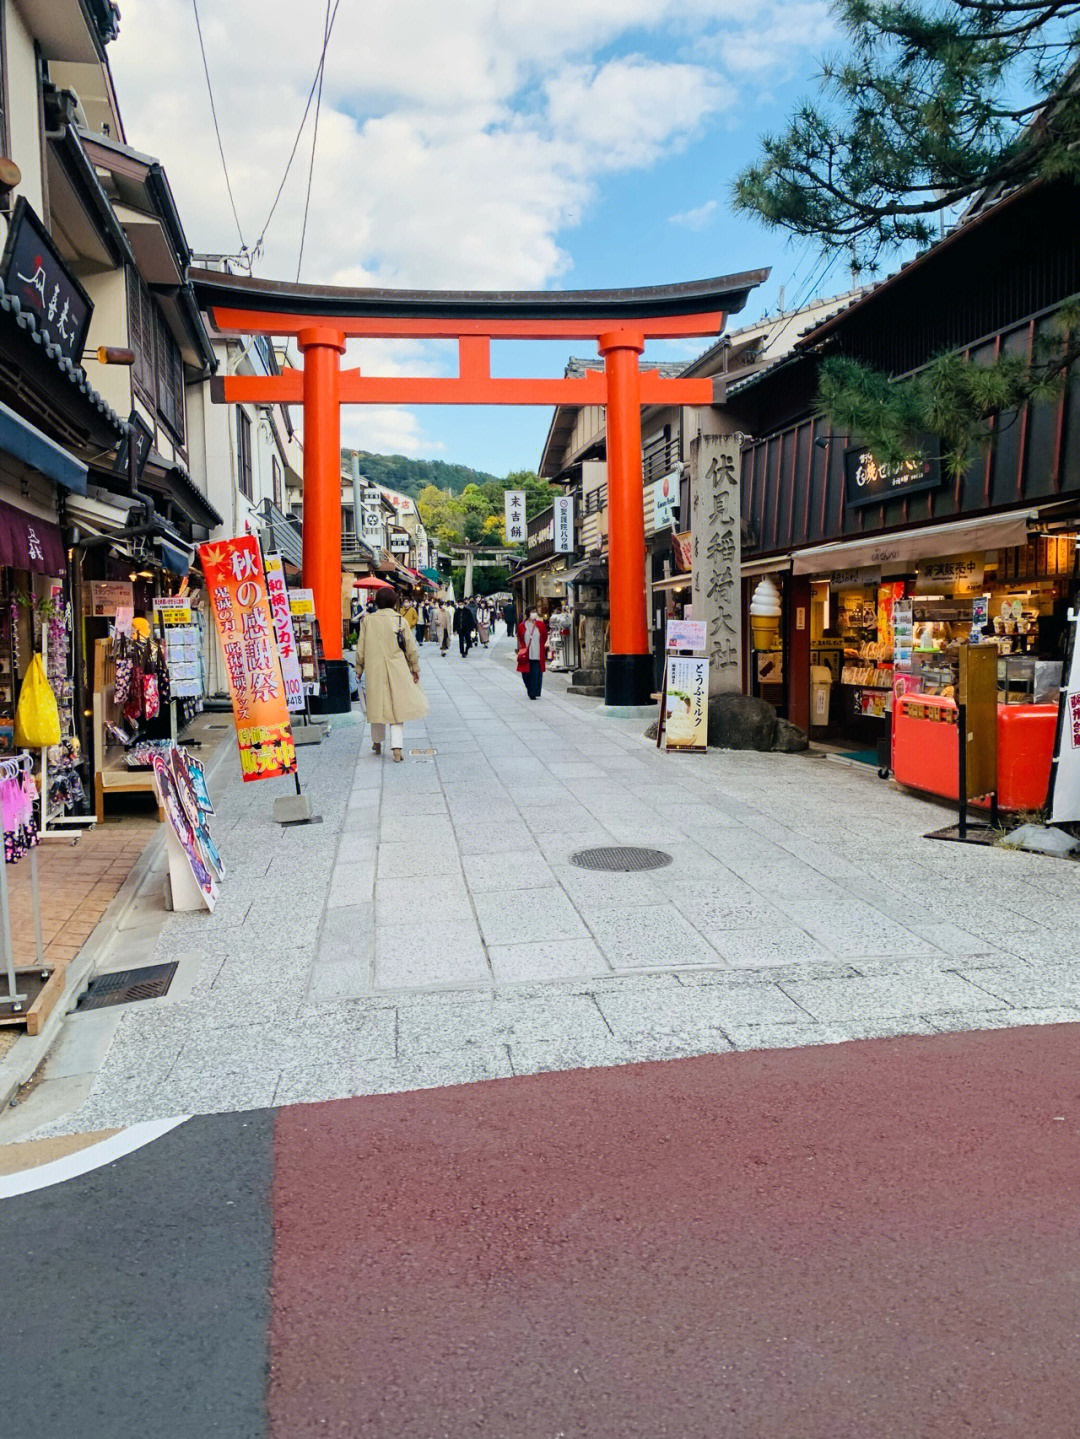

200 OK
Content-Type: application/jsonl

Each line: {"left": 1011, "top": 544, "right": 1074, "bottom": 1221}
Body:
{"left": 843, "top": 443, "right": 940, "bottom": 509}
{"left": 0, "top": 197, "right": 93, "bottom": 360}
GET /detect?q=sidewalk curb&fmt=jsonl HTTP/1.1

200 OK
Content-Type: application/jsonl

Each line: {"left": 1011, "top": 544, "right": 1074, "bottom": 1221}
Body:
{"left": 0, "top": 732, "right": 235, "bottom": 1114}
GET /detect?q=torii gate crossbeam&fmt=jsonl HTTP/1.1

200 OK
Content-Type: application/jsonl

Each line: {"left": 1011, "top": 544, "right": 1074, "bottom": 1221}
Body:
{"left": 193, "top": 268, "right": 768, "bottom": 711}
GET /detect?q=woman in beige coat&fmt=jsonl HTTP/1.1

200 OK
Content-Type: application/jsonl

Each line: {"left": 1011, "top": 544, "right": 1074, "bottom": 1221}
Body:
{"left": 356, "top": 588, "right": 429, "bottom": 761}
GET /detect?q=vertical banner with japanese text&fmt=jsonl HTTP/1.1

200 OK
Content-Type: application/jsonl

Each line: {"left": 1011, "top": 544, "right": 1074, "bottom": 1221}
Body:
{"left": 198, "top": 536, "right": 297, "bottom": 781}
{"left": 689, "top": 433, "right": 742, "bottom": 696}
{"left": 263, "top": 553, "right": 305, "bottom": 712}
{"left": 1049, "top": 609, "right": 1080, "bottom": 824}
{"left": 504, "top": 490, "right": 526, "bottom": 543}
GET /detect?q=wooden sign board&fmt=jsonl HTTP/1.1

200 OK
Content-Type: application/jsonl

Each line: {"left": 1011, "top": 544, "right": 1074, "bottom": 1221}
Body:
{"left": 959, "top": 643, "right": 997, "bottom": 801}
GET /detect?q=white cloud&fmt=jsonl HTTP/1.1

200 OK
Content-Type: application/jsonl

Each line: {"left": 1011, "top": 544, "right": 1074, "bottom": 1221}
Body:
{"left": 668, "top": 199, "right": 718, "bottom": 230}
{"left": 108, "top": 0, "right": 829, "bottom": 457}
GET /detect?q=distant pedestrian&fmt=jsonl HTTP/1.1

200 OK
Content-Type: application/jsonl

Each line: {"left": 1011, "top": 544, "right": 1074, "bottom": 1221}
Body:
{"left": 516, "top": 607, "right": 548, "bottom": 699}
{"left": 455, "top": 601, "right": 477, "bottom": 658}
{"left": 503, "top": 599, "right": 516, "bottom": 637}
{"left": 355, "top": 588, "right": 428, "bottom": 762}
{"left": 476, "top": 600, "right": 491, "bottom": 648}
{"left": 440, "top": 602, "right": 453, "bottom": 655}
{"left": 403, "top": 599, "right": 418, "bottom": 631}
{"left": 416, "top": 601, "right": 428, "bottom": 645}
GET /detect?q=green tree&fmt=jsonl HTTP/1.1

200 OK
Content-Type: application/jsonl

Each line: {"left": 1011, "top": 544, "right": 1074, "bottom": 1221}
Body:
{"left": 734, "top": 0, "right": 1080, "bottom": 270}
{"left": 819, "top": 307, "right": 1080, "bottom": 479}
{"left": 734, "top": 3, "right": 1080, "bottom": 475}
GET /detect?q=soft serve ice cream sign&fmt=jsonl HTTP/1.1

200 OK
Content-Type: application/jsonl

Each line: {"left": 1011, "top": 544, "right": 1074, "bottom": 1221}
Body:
{"left": 749, "top": 576, "right": 782, "bottom": 651}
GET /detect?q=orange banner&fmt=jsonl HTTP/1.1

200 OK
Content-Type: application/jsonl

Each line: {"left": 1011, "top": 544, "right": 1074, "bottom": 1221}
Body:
{"left": 198, "top": 536, "right": 297, "bottom": 782}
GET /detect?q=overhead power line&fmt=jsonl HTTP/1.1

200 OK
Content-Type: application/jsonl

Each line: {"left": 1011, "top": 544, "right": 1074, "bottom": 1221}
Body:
{"left": 297, "top": 0, "right": 334, "bottom": 282}
{"left": 191, "top": 0, "right": 248, "bottom": 260}
{"left": 251, "top": 0, "right": 342, "bottom": 266}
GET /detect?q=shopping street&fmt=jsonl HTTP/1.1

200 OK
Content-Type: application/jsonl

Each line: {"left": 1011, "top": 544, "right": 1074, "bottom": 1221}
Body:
{"left": 3, "top": 634, "right": 1077, "bottom": 1145}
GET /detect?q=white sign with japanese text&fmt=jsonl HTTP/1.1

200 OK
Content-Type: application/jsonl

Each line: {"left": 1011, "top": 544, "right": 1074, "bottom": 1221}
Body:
{"left": 263, "top": 553, "right": 305, "bottom": 712}
{"left": 505, "top": 490, "right": 526, "bottom": 544}
{"left": 554, "top": 495, "right": 574, "bottom": 553}
{"left": 1049, "top": 609, "right": 1080, "bottom": 824}
{"left": 664, "top": 657, "right": 709, "bottom": 751}
{"left": 666, "top": 619, "right": 706, "bottom": 652}
{"left": 650, "top": 470, "right": 680, "bottom": 530}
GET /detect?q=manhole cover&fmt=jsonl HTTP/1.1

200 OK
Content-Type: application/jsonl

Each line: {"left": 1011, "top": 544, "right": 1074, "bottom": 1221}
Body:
{"left": 76, "top": 962, "right": 178, "bottom": 1011}
{"left": 570, "top": 846, "right": 672, "bottom": 872}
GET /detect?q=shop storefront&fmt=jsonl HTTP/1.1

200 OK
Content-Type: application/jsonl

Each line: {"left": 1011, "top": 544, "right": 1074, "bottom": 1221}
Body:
{"left": 757, "top": 510, "right": 1074, "bottom": 804}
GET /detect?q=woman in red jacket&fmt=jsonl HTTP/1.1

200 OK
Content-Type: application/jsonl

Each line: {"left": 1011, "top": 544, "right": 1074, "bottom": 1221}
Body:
{"left": 516, "top": 607, "right": 548, "bottom": 700}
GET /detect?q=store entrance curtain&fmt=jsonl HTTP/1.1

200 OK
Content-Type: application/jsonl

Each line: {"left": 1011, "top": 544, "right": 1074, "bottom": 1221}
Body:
{"left": 0, "top": 497, "right": 65, "bottom": 573}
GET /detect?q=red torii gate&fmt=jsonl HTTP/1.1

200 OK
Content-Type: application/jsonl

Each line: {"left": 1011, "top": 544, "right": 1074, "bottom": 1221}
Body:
{"left": 192, "top": 268, "right": 767, "bottom": 711}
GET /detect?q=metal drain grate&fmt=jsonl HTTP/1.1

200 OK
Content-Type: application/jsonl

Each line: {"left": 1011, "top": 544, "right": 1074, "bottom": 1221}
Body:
{"left": 76, "top": 962, "right": 178, "bottom": 1011}
{"left": 570, "top": 846, "right": 672, "bottom": 873}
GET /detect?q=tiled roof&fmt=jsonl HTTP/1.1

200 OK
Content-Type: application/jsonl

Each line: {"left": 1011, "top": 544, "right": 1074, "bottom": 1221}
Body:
{"left": 0, "top": 276, "right": 125, "bottom": 435}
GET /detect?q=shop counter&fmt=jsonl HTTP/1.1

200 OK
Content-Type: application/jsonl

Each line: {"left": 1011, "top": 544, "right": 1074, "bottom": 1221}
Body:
{"left": 892, "top": 693, "right": 1057, "bottom": 811}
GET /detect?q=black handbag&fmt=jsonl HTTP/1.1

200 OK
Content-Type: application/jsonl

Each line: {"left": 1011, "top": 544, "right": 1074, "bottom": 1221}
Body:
{"left": 396, "top": 619, "right": 408, "bottom": 656}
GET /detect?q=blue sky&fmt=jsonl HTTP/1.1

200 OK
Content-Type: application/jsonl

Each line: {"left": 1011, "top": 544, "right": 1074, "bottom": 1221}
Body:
{"left": 112, "top": 0, "right": 847, "bottom": 477}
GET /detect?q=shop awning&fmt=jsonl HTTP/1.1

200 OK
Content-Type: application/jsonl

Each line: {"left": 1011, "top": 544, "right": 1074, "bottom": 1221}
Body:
{"left": 791, "top": 512, "right": 1034, "bottom": 576}
{"left": 0, "top": 400, "right": 87, "bottom": 494}
{"left": 742, "top": 554, "right": 792, "bottom": 578}
{"left": 0, "top": 496, "right": 66, "bottom": 573}
{"left": 652, "top": 573, "right": 693, "bottom": 592}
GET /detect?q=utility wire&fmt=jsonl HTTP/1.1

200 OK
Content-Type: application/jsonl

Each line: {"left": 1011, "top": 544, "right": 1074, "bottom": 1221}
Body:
{"left": 191, "top": 0, "right": 248, "bottom": 259}
{"left": 252, "top": 0, "right": 342, "bottom": 263}
{"left": 296, "top": 0, "right": 333, "bottom": 283}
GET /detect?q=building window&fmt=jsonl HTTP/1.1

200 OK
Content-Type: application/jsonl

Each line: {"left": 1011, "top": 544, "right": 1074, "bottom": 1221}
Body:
{"left": 127, "top": 268, "right": 185, "bottom": 444}
{"left": 272, "top": 456, "right": 282, "bottom": 510}
{"left": 237, "top": 409, "right": 253, "bottom": 500}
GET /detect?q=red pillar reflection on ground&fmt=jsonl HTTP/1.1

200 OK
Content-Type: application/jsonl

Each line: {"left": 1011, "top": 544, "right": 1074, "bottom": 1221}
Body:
{"left": 298, "top": 327, "right": 345, "bottom": 661}
{"left": 599, "top": 330, "right": 650, "bottom": 702}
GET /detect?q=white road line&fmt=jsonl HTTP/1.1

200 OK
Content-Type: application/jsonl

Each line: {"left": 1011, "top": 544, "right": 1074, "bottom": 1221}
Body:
{"left": 0, "top": 1116, "right": 190, "bottom": 1199}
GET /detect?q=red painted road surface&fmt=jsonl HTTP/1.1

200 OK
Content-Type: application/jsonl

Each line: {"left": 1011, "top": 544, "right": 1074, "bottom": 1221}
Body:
{"left": 269, "top": 1024, "right": 1080, "bottom": 1439}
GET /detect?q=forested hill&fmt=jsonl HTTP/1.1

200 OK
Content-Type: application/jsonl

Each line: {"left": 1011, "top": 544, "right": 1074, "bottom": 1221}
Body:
{"left": 341, "top": 449, "right": 502, "bottom": 500}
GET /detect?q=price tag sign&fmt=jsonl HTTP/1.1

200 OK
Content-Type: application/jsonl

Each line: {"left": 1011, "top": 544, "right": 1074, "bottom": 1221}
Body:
{"left": 153, "top": 597, "right": 192, "bottom": 626}
{"left": 289, "top": 588, "right": 316, "bottom": 617}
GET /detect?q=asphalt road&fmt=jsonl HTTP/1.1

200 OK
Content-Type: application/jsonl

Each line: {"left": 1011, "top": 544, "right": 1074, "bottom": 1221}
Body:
{"left": 2, "top": 1024, "right": 1079, "bottom": 1438}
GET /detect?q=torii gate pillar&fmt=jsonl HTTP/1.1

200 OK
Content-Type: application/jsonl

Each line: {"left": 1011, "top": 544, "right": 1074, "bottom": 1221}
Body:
{"left": 599, "top": 330, "right": 651, "bottom": 707}
{"left": 298, "top": 326, "right": 351, "bottom": 712}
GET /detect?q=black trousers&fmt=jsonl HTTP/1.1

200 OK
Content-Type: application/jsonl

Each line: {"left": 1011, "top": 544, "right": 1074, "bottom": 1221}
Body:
{"left": 459, "top": 630, "right": 473, "bottom": 656}
{"left": 525, "top": 659, "right": 543, "bottom": 698}
{"left": 416, "top": 623, "right": 426, "bottom": 643}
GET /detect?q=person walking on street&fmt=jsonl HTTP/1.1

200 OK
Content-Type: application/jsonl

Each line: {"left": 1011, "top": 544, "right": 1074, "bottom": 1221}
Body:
{"left": 476, "top": 600, "right": 491, "bottom": 649}
{"left": 440, "top": 602, "right": 453, "bottom": 655}
{"left": 416, "top": 601, "right": 428, "bottom": 645}
{"left": 403, "top": 598, "right": 418, "bottom": 633}
{"left": 455, "top": 601, "right": 477, "bottom": 658}
{"left": 517, "top": 607, "right": 548, "bottom": 699}
{"left": 503, "top": 599, "right": 516, "bottom": 637}
{"left": 355, "top": 588, "right": 428, "bottom": 762}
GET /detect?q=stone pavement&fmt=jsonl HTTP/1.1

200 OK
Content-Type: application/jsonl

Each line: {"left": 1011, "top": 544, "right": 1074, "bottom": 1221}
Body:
{"left": 10, "top": 632, "right": 1080, "bottom": 1139}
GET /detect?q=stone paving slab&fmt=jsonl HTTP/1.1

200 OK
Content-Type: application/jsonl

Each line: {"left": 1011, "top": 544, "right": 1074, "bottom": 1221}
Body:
{"left": 9, "top": 634, "right": 1080, "bottom": 1140}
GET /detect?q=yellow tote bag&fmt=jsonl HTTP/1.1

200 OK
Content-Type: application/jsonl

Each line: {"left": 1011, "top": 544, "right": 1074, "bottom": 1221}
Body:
{"left": 14, "top": 653, "right": 61, "bottom": 748}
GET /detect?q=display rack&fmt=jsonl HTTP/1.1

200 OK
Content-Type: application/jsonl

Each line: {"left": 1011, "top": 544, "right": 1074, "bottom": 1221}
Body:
{"left": 0, "top": 751, "right": 45, "bottom": 1017}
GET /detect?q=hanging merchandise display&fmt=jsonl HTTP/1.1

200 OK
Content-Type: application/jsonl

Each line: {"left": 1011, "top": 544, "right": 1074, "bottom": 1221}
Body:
{"left": 14, "top": 653, "right": 60, "bottom": 748}
{"left": 0, "top": 752, "right": 46, "bottom": 1019}
{"left": 150, "top": 744, "right": 223, "bottom": 911}
{"left": 1, "top": 752, "right": 39, "bottom": 863}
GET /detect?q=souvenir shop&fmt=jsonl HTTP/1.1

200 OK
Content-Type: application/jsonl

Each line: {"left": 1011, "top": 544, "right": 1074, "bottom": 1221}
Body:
{"left": 0, "top": 493, "right": 89, "bottom": 836}
{"left": 80, "top": 552, "right": 207, "bottom": 824}
{"left": 761, "top": 509, "right": 1076, "bottom": 808}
